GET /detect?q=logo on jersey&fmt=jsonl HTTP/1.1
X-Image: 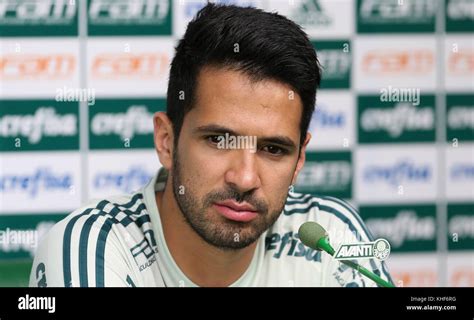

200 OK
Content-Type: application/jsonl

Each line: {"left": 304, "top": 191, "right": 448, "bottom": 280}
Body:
{"left": 265, "top": 231, "right": 322, "bottom": 262}
{"left": 129, "top": 230, "right": 158, "bottom": 272}
{"left": 334, "top": 238, "right": 391, "bottom": 261}
{"left": 36, "top": 263, "right": 48, "bottom": 288}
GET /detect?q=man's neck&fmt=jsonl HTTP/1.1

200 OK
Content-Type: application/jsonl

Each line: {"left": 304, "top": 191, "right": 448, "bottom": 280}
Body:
{"left": 155, "top": 184, "right": 258, "bottom": 287}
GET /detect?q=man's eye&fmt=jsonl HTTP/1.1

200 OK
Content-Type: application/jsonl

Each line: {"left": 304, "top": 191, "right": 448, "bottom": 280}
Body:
{"left": 262, "top": 145, "right": 286, "bottom": 155}
{"left": 206, "top": 135, "right": 222, "bottom": 145}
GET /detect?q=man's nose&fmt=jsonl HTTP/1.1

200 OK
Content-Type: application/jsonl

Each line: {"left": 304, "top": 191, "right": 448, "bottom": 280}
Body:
{"left": 224, "top": 150, "right": 261, "bottom": 194}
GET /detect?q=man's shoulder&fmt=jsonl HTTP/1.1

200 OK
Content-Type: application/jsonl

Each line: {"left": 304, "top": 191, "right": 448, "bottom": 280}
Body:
{"left": 48, "top": 191, "right": 150, "bottom": 241}
{"left": 31, "top": 191, "right": 154, "bottom": 287}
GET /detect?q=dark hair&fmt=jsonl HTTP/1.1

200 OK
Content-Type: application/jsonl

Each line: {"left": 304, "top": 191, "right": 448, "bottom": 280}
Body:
{"left": 166, "top": 3, "right": 321, "bottom": 147}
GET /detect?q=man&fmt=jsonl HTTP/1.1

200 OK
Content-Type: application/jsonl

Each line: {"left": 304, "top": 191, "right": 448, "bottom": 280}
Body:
{"left": 30, "top": 4, "right": 392, "bottom": 287}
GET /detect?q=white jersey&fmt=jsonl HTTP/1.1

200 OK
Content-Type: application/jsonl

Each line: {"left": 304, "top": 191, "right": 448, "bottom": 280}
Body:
{"left": 30, "top": 168, "right": 392, "bottom": 287}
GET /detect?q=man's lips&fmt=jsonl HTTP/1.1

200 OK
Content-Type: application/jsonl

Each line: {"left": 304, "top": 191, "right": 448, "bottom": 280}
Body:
{"left": 215, "top": 200, "right": 256, "bottom": 211}
{"left": 213, "top": 200, "right": 258, "bottom": 222}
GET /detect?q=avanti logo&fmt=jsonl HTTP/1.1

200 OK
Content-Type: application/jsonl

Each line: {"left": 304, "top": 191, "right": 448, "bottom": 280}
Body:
{"left": 364, "top": 161, "right": 431, "bottom": 187}
{"left": 94, "top": 166, "right": 153, "bottom": 193}
{"left": 0, "top": 168, "right": 72, "bottom": 197}
{"left": 0, "top": 54, "right": 76, "bottom": 79}
{"left": 0, "top": 106, "right": 77, "bottom": 144}
{"left": 334, "top": 238, "right": 391, "bottom": 261}
{"left": 292, "top": 0, "right": 332, "bottom": 26}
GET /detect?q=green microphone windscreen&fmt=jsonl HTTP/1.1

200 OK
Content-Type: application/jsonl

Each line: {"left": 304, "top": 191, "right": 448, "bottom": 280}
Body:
{"left": 298, "top": 221, "right": 328, "bottom": 251}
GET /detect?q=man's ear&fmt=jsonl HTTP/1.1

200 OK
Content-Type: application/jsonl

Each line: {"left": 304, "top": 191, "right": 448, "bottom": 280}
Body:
{"left": 153, "top": 112, "right": 174, "bottom": 170}
{"left": 291, "top": 132, "right": 311, "bottom": 185}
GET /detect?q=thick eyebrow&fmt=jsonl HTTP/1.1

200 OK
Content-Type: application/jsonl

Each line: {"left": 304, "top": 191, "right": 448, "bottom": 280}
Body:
{"left": 193, "top": 124, "right": 297, "bottom": 150}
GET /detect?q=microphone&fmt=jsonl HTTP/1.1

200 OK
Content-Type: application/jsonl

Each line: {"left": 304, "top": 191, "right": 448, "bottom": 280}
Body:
{"left": 298, "top": 221, "right": 395, "bottom": 288}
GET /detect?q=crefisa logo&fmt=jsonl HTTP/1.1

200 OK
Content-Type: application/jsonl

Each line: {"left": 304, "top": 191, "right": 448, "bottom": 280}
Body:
{"left": 335, "top": 238, "right": 391, "bottom": 261}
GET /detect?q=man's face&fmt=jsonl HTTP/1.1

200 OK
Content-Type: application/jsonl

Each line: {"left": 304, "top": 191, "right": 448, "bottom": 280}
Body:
{"left": 171, "top": 66, "right": 307, "bottom": 250}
